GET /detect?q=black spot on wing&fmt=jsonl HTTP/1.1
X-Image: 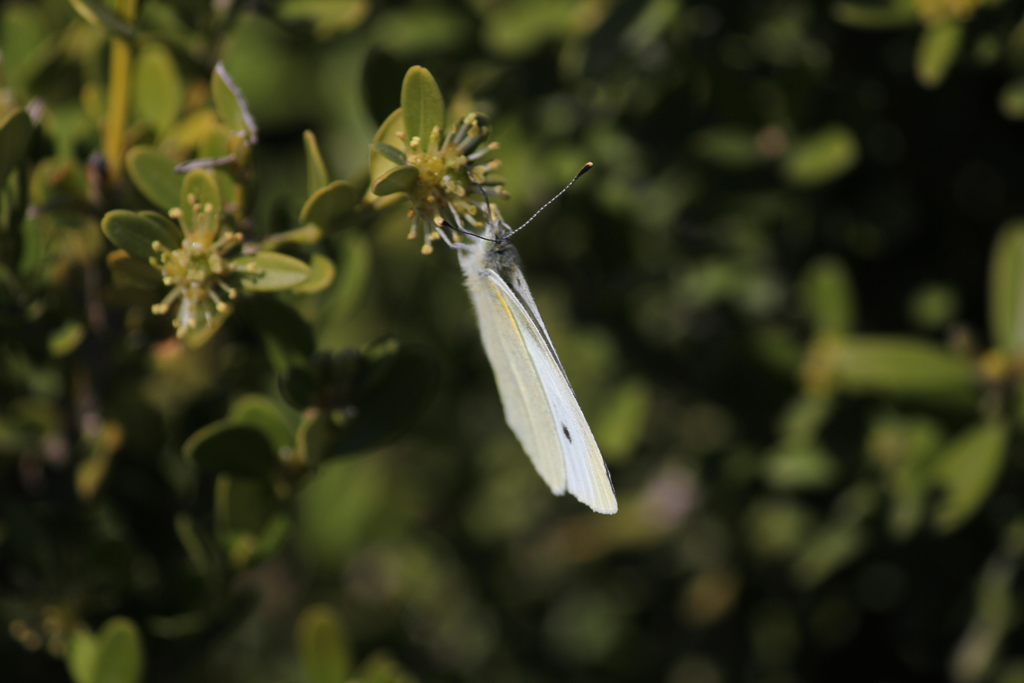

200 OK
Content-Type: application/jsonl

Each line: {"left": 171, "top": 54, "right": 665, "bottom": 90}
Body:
{"left": 604, "top": 461, "right": 615, "bottom": 494}
{"left": 562, "top": 424, "right": 572, "bottom": 443}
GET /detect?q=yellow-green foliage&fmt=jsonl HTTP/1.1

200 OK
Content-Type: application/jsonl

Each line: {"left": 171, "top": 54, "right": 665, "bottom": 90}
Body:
{"left": 3, "top": 0, "right": 1024, "bottom": 681}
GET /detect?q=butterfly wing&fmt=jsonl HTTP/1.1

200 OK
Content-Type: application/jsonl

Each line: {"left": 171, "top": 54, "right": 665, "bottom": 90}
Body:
{"left": 464, "top": 270, "right": 567, "bottom": 495}
{"left": 480, "top": 269, "right": 618, "bottom": 514}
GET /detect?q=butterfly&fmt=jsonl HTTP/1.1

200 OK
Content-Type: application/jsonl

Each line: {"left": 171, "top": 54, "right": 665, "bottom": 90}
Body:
{"left": 442, "top": 164, "right": 617, "bottom": 514}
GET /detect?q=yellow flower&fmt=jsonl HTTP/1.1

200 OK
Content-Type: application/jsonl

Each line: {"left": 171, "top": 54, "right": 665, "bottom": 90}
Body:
{"left": 150, "top": 193, "right": 244, "bottom": 338}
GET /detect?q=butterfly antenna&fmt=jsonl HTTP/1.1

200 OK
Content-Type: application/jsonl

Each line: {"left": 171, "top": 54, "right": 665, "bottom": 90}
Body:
{"left": 503, "top": 162, "right": 593, "bottom": 239}
{"left": 478, "top": 181, "right": 494, "bottom": 222}
{"left": 438, "top": 219, "right": 499, "bottom": 243}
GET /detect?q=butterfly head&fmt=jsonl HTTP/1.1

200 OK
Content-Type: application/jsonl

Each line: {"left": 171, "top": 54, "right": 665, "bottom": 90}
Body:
{"left": 438, "top": 162, "right": 593, "bottom": 252}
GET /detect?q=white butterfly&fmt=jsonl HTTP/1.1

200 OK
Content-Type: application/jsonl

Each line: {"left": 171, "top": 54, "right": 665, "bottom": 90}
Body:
{"left": 443, "top": 164, "right": 617, "bottom": 514}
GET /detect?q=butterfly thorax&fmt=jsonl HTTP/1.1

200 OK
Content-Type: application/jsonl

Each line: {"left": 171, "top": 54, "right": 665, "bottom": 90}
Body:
{"left": 456, "top": 218, "right": 522, "bottom": 281}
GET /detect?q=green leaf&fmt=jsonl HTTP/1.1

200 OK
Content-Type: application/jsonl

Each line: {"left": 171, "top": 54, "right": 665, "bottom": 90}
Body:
{"left": 830, "top": 0, "right": 918, "bottom": 29}
{"left": 350, "top": 651, "right": 419, "bottom": 683}
{"left": 0, "top": 109, "right": 32, "bottom": 186}
{"left": 183, "top": 421, "right": 280, "bottom": 478}
{"left": 367, "top": 108, "right": 405, "bottom": 202}
{"left": 987, "top": 219, "right": 1024, "bottom": 355}
{"left": 791, "top": 521, "right": 868, "bottom": 589}
{"left": 762, "top": 445, "right": 842, "bottom": 491}
{"left": 139, "top": 210, "right": 183, "bottom": 242}
{"left": 689, "top": 126, "right": 763, "bottom": 170}
{"left": 803, "top": 335, "right": 978, "bottom": 408}
{"left": 66, "top": 0, "right": 136, "bottom": 38}
{"left": 47, "top": 320, "right": 87, "bottom": 358}
{"left": 179, "top": 169, "right": 222, "bottom": 227}
{"left": 303, "top": 129, "right": 330, "bottom": 194}
{"left": 931, "top": 420, "right": 1009, "bottom": 534}
{"left": 798, "top": 255, "right": 859, "bottom": 334}
{"left": 101, "top": 210, "right": 180, "bottom": 261}
{"left": 299, "top": 180, "right": 358, "bottom": 230}
{"left": 125, "top": 146, "right": 182, "bottom": 211}
{"left": 212, "top": 61, "right": 258, "bottom": 139}
{"left": 997, "top": 78, "right": 1024, "bottom": 121}
{"left": 371, "top": 164, "right": 419, "bottom": 196}
{"left": 182, "top": 310, "right": 231, "bottom": 349}
{"left": 92, "top": 617, "right": 145, "bottom": 683}
{"left": 370, "top": 142, "right": 407, "bottom": 166}
{"left": 372, "top": 6, "right": 473, "bottom": 56}
{"left": 318, "top": 231, "right": 373, "bottom": 341}
{"left": 234, "top": 252, "right": 312, "bottom": 292}
{"left": 227, "top": 394, "right": 295, "bottom": 452}
{"left": 132, "top": 42, "right": 184, "bottom": 135}
{"left": 75, "top": 420, "right": 125, "bottom": 501}
{"left": 280, "top": 365, "right": 316, "bottom": 409}
{"left": 914, "top": 20, "right": 963, "bottom": 89}
{"left": 214, "top": 475, "right": 275, "bottom": 535}
{"left": 278, "top": 0, "right": 371, "bottom": 38}
{"left": 106, "top": 250, "right": 162, "bottom": 289}
{"left": 907, "top": 282, "right": 961, "bottom": 332}
{"left": 66, "top": 628, "right": 98, "bottom": 683}
{"left": 1, "top": 4, "right": 53, "bottom": 91}
{"left": 261, "top": 225, "right": 324, "bottom": 251}
{"left": 593, "top": 376, "right": 652, "bottom": 463}
{"left": 237, "top": 295, "right": 316, "bottom": 374}
{"left": 295, "top": 407, "right": 333, "bottom": 466}
{"left": 401, "top": 66, "right": 445, "bottom": 145}
{"left": 173, "top": 513, "right": 214, "bottom": 577}
{"left": 292, "top": 253, "right": 337, "bottom": 294}
{"left": 296, "top": 604, "right": 353, "bottom": 683}
{"left": 780, "top": 125, "right": 861, "bottom": 187}
{"left": 331, "top": 342, "right": 439, "bottom": 455}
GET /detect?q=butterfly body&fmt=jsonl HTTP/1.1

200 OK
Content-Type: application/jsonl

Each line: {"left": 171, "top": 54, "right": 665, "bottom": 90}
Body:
{"left": 457, "top": 217, "right": 617, "bottom": 514}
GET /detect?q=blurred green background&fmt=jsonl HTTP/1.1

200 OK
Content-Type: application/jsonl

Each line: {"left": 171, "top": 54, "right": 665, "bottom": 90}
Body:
{"left": 5, "top": 0, "right": 1024, "bottom": 681}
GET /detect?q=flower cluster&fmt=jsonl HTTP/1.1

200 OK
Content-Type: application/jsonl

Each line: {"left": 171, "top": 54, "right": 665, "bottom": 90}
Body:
{"left": 150, "top": 193, "right": 246, "bottom": 338}
{"left": 394, "top": 113, "right": 504, "bottom": 254}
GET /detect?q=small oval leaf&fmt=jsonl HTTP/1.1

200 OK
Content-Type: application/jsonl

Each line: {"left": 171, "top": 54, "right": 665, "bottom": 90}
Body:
{"left": 212, "top": 61, "right": 257, "bottom": 140}
{"left": 998, "top": 78, "right": 1024, "bottom": 121}
{"left": 370, "top": 142, "right": 407, "bottom": 166}
{"left": 987, "top": 219, "right": 1024, "bottom": 355}
{"left": 296, "top": 604, "right": 353, "bottom": 683}
{"left": 66, "top": 0, "right": 136, "bottom": 38}
{"left": 802, "top": 335, "right": 978, "bottom": 408}
{"left": 914, "top": 20, "right": 963, "bottom": 89}
{"left": 303, "top": 129, "right": 330, "bottom": 194}
{"left": 0, "top": 109, "right": 32, "bottom": 185}
{"left": 125, "top": 145, "right": 182, "bottom": 211}
{"left": 106, "top": 249, "right": 162, "bottom": 289}
{"left": 331, "top": 342, "right": 440, "bottom": 455}
{"left": 299, "top": 180, "right": 358, "bottom": 229}
{"left": 234, "top": 252, "right": 312, "bottom": 292}
{"left": 371, "top": 164, "right": 419, "bottom": 196}
{"left": 780, "top": 125, "right": 861, "bottom": 187}
{"left": 183, "top": 421, "right": 279, "bottom": 478}
{"left": 401, "top": 66, "right": 445, "bottom": 145}
{"left": 830, "top": 1, "right": 918, "bottom": 29}
{"left": 101, "top": 210, "right": 179, "bottom": 261}
{"left": 93, "top": 616, "right": 145, "bottom": 683}
{"left": 179, "top": 169, "right": 222, "bottom": 227}
{"left": 47, "top": 320, "right": 87, "bottom": 358}
{"left": 66, "top": 628, "right": 98, "bottom": 683}
{"left": 799, "top": 255, "right": 859, "bottom": 334}
{"left": 228, "top": 394, "right": 295, "bottom": 453}
{"left": 931, "top": 420, "right": 1009, "bottom": 534}
{"left": 132, "top": 43, "right": 184, "bottom": 135}
{"left": 292, "top": 253, "right": 337, "bottom": 294}
{"left": 367, "top": 108, "right": 405, "bottom": 202}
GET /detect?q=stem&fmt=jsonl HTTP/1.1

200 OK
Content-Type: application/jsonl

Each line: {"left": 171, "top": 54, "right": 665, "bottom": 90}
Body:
{"left": 102, "top": 0, "right": 138, "bottom": 184}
